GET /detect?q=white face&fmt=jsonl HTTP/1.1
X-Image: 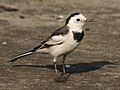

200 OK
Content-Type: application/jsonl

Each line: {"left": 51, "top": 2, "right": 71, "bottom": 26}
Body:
{"left": 67, "top": 14, "right": 87, "bottom": 28}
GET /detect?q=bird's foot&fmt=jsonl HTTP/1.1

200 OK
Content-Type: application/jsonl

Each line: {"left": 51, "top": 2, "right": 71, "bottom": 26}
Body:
{"left": 54, "top": 73, "right": 70, "bottom": 83}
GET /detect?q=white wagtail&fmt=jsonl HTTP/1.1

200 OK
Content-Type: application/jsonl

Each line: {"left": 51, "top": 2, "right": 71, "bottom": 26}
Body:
{"left": 9, "top": 12, "right": 92, "bottom": 74}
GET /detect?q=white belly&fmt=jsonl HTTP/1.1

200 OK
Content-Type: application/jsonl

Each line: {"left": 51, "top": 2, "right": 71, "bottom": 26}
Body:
{"left": 48, "top": 35, "right": 80, "bottom": 57}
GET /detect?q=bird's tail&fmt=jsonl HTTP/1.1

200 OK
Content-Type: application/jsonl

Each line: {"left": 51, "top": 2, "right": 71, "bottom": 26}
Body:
{"left": 8, "top": 48, "right": 37, "bottom": 63}
{"left": 8, "top": 40, "right": 45, "bottom": 63}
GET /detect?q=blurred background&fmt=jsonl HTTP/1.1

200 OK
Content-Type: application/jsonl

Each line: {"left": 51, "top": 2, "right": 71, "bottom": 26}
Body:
{"left": 0, "top": 0, "right": 120, "bottom": 90}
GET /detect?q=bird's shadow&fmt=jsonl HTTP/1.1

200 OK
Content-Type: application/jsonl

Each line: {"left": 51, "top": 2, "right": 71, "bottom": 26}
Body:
{"left": 11, "top": 61, "right": 113, "bottom": 83}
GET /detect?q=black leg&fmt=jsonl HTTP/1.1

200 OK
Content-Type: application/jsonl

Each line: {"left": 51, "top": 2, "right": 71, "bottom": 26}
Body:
{"left": 62, "top": 55, "right": 67, "bottom": 74}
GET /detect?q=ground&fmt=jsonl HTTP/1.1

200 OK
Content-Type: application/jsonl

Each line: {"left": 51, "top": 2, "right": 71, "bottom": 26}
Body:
{"left": 0, "top": 0, "right": 120, "bottom": 90}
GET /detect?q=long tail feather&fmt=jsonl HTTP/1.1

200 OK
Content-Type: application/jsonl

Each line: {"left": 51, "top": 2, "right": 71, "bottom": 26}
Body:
{"left": 9, "top": 42, "right": 43, "bottom": 63}
{"left": 8, "top": 49, "right": 36, "bottom": 63}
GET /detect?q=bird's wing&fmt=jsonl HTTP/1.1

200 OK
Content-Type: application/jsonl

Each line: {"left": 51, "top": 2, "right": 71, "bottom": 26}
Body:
{"left": 45, "top": 35, "right": 64, "bottom": 45}
{"left": 40, "top": 34, "right": 65, "bottom": 49}
{"left": 33, "top": 26, "right": 69, "bottom": 49}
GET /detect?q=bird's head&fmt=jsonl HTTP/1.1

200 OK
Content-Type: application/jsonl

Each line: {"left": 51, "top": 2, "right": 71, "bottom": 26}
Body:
{"left": 66, "top": 12, "right": 93, "bottom": 29}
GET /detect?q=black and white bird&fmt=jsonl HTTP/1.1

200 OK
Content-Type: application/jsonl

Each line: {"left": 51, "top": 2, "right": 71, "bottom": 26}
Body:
{"left": 9, "top": 12, "right": 92, "bottom": 74}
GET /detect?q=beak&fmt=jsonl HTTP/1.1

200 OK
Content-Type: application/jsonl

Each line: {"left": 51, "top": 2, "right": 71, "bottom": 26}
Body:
{"left": 85, "top": 18, "right": 94, "bottom": 22}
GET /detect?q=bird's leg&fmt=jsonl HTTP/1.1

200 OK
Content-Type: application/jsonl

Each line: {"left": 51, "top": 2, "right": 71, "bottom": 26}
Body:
{"left": 62, "top": 55, "right": 66, "bottom": 74}
{"left": 53, "top": 58, "right": 58, "bottom": 73}
{"left": 54, "top": 62, "right": 58, "bottom": 73}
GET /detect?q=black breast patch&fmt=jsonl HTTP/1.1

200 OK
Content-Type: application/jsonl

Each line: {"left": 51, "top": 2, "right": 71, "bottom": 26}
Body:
{"left": 72, "top": 31, "right": 84, "bottom": 42}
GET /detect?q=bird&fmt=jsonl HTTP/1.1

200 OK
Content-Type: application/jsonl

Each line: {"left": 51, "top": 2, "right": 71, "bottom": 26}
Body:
{"left": 9, "top": 12, "right": 92, "bottom": 74}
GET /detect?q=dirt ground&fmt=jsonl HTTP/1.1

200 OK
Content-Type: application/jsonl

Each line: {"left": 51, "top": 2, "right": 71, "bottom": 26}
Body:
{"left": 0, "top": 0, "right": 120, "bottom": 90}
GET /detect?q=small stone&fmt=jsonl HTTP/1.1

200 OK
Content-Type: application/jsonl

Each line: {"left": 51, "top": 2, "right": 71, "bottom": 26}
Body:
{"left": 57, "top": 15, "right": 64, "bottom": 19}
{"left": 2, "top": 41, "right": 7, "bottom": 45}
{"left": 112, "top": 31, "right": 119, "bottom": 35}
{"left": 19, "top": 15, "right": 25, "bottom": 19}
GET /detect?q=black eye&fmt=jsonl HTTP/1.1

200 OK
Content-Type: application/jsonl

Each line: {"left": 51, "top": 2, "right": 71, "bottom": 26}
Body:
{"left": 76, "top": 18, "right": 80, "bottom": 21}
